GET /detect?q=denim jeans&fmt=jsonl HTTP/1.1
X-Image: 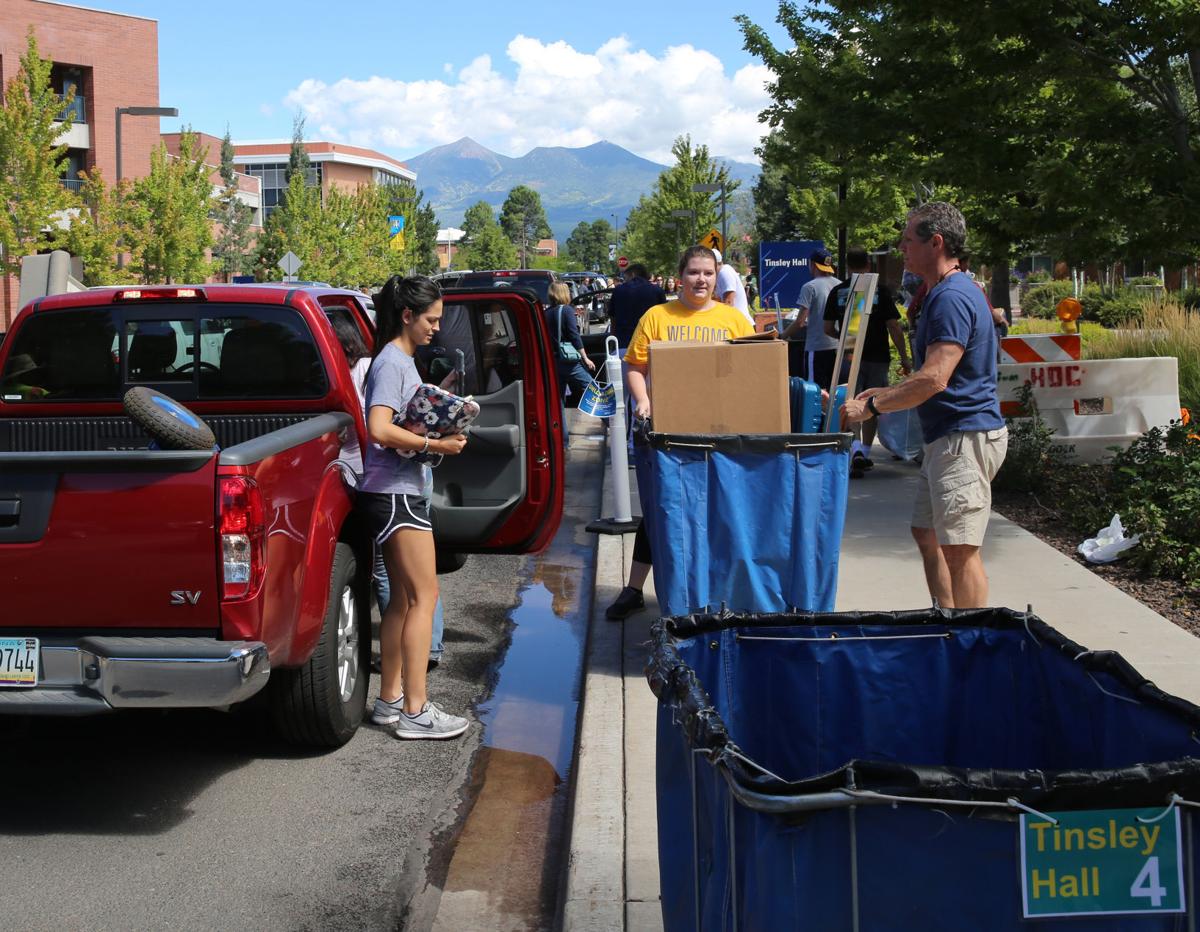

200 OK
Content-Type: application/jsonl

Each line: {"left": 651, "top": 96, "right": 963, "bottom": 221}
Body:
{"left": 372, "top": 468, "right": 444, "bottom": 660}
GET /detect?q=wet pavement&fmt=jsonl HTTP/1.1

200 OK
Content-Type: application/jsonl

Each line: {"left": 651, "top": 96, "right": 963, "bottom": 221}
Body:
{"left": 410, "top": 428, "right": 604, "bottom": 930}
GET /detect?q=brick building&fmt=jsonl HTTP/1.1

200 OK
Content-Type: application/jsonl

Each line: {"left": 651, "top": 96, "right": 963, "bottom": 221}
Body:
{"left": 231, "top": 141, "right": 416, "bottom": 221}
{"left": 1, "top": 0, "right": 168, "bottom": 328}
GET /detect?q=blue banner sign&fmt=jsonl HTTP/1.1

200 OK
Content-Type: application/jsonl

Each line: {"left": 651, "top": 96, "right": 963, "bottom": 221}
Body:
{"left": 388, "top": 215, "right": 406, "bottom": 238}
{"left": 759, "top": 240, "right": 824, "bottom": 309}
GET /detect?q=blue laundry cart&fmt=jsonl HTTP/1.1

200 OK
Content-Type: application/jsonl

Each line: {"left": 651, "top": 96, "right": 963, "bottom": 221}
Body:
{"left": 633, "top": 430, "right": 852, "bottom": 617}
{"left": 647, "top": 607, "right": 1200, "bottom": 931}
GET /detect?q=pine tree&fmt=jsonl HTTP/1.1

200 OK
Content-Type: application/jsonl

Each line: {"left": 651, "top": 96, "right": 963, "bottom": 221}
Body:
{"left": 212, "top": 127, "right": 255, "bottom": 280}
{"left": 499, "top": 186, "right": 552, "bottom": 268}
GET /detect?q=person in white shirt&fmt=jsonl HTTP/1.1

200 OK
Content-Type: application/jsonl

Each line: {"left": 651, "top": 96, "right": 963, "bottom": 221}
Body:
{"left": 713, "top": 248, "right": 753, "bottom": 324}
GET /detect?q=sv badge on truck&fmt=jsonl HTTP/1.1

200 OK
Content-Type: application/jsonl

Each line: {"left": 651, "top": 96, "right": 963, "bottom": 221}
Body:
{"left": 170, "top": 590, "right": 202, "bottom": 605}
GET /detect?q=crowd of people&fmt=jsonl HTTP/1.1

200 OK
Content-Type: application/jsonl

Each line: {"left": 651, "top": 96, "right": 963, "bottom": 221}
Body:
{"left": 604, "top": 201, "right": 1007, "bottom": 620}
{"left": 333, "top": 200, "right": 1007, "bottom": 737}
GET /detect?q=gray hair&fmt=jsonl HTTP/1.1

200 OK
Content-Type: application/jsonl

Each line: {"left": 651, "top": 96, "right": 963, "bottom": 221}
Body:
{"left": 908, "top": 202, "right": 968, "bottom": 259}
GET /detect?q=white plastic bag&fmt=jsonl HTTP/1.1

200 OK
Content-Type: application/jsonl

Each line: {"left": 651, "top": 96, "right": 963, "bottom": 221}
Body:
{"left": 1078, "top": 514, "right": 1140, "bottom": 564}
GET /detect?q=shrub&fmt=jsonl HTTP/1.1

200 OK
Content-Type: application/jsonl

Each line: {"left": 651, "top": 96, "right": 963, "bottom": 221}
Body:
{"left": 1059, "top": 420, "right": 1200, "bottom": 591}
{"left": 1083, "top": 290, "right": 1144, "bottom": 328}
{"left": 1126, "top": 275, "right": 1164, "bottom": 288}
{"left": 1024, "top": 270, "right": 1052, "bottom": 284}
{"left": 994, "top": 383, "right": 1073, "bottom": 493}
{"left": 1020, "top": 280, "right": 1075, "bottom": 319}
{"left": 1178, "top": 287, "right": 1200, "bottom": 311}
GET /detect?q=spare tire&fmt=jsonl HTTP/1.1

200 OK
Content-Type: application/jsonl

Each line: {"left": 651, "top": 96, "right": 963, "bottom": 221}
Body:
{"left": 123, "top": 387, "right": 216, "bottom": 451}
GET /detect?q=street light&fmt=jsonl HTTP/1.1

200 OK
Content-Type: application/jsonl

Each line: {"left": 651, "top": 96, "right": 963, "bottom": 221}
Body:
{"left": 692, "top": 182, "right": 726, "bottom": 252}
{"left": 670, "top": 209, "right": 696, "bottom": 244}
{"left": 115, "top": 106, "right": 179, "bottom": 182}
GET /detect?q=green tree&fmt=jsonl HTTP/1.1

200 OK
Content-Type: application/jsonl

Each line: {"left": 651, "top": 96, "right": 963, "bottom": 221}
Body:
{"left": 411, "top": 200, "right": 439, "bottom": 274}
{"left": 122, "top": 130, "right": 214, "bottom": 283}
{"left": 53, "top": 169, "right": 132, "bottom": 286}
{"left": 458, "top": 207, "right": 516, "bottom": 268}
{"left": 739, "top": 1, "right": 1200, "bottom": 304}
{"left": 255, "top": 150, "right": 322, "bottom": 279}
{"left": 564, "top": 219, "right": 615, "bottom": 270}
{"left": 462, "top": 200, "right": 498, "bottom": 241}
{"left": 381, "top": 182, "right": 440, "bottom": 276}
{"left": 212, "top": 128, "right": 255, "bottom": 279}
{"left": 499, "top": 185, "right": 551, "bottom": 268}
{"left": 621, "top": 136, "right": 739, "bottom": 275}
{"left": 0, "top": 31, "right": 75, "bottom": 285}
{"left": 285, "top": 114, "right": 312, "bottom": 187}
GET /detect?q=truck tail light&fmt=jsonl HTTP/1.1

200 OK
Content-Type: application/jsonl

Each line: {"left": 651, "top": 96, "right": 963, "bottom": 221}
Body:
{"left": 114, "top": 287, "right": 206, "bottom": 301}
{"left": 219, "top": 477, "right": 265, "bottom": 600}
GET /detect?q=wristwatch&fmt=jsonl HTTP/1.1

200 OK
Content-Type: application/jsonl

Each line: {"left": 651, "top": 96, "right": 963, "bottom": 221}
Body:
{"left": 866, "top": 396, "right": 881, "bottom": 417}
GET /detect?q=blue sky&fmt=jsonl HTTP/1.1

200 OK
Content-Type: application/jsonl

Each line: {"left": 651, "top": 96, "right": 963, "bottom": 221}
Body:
{"left": 99, "top": 0, "right": 789, "bottom": 164}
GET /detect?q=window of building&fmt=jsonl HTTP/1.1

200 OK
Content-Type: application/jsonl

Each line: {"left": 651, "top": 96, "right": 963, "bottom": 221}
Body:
{"left": 241, "top": 161, "right": 323, "bottom": 219}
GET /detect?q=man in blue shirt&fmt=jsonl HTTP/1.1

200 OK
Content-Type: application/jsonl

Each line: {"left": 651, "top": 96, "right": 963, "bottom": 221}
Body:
{"left": 609, "top": 263, "right": 666, "bottom": 350}
{"left": 842, "top": 202, "right": 1008, "bottom": 608}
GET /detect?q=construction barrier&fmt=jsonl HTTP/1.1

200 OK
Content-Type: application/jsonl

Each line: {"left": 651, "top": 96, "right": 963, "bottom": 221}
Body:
{"left": 999, "top": 333, "right": 1081, "bottom": 364}
{"left": 998, "top": 356, "right": 1180, "bottom": 462}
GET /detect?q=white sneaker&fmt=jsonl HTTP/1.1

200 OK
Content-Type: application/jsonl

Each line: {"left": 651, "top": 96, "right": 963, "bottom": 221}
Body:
{"left": 370, "top": 694, "right": 405, "bottom": 725}
{"left": 394, "top": 701, "right": 469, "bottom": 740}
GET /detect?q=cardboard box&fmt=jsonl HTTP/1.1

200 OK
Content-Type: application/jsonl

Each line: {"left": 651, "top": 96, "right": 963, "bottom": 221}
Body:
{"left": 649, "top": 335, "right": 790, "bottom": 434}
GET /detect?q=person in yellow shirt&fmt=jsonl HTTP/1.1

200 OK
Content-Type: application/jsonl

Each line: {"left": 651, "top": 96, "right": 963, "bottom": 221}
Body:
{"left": 606, "top": 245, "right": 755, "bottom": 620}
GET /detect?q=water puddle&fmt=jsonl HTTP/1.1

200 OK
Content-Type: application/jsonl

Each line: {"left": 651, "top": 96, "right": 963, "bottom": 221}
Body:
{"left": 429, "top": 439, "right": 601, "bottom": 931}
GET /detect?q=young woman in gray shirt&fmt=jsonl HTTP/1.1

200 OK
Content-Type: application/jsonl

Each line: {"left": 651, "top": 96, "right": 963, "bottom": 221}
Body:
{"left": 358, "top": 275, "right": 469, "bottom": 739}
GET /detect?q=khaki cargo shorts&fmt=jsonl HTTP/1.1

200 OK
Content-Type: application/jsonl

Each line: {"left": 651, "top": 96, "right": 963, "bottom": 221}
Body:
{"left": 911, "top": 428, "right": 1009, "bottom": 546}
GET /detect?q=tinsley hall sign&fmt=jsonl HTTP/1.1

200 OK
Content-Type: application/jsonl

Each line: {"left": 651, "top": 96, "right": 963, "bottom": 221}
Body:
{"left": 1020, "top": 808, "right": 1185, "bottom": 917}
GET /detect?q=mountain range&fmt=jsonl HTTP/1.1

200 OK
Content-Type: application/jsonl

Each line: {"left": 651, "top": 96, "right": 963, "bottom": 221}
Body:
{"left": 405, "top": 137, "right": 759, "bottom": 242}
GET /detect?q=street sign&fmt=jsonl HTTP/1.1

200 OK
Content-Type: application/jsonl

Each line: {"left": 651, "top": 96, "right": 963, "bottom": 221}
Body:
{"left": 617, "top": 256, "right": 629, "bottom": 270}
{"left": 1020, "top": 808, "right": 1186, "bottom": 918}
{"left": 702, "top": 228, "right": 725, "bottom": 254}
{"left": 608, "top": 244, "right": 617, "bottom": 261}
{"left": 277, "top": 251, "right": 302, "bottom": 277}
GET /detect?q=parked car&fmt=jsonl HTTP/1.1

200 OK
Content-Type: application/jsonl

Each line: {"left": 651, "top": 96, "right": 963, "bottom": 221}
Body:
{"left": 455, "top": 269, "right": 559, "bottom": 306}
{"left": 0, "top": 283, "right": 564, "bottom": 745}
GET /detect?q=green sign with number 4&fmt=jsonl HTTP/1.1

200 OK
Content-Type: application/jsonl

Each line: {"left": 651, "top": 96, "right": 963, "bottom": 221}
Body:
{"left": 1020, "top": 808, "right": 1186, "bottom": 917}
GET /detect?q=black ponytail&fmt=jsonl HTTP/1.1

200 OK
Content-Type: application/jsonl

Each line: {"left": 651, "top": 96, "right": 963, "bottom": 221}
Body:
{"left": 372, "top": 275, "right": 443, "bottom": 356}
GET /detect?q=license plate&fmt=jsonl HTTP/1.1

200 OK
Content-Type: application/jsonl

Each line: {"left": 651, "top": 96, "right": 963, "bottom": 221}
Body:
{"left": 0, "top": 637, "right": 39, "bottom": 687}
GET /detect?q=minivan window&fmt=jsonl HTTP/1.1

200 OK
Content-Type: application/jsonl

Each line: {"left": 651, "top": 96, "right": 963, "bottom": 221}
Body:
{"left": 458, "top": 272, "right": 553, "bottom": 305}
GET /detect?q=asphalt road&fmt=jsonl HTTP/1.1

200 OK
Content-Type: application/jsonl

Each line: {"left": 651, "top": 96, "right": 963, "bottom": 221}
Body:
{"left": 0, "top": 420, "right": 606, "bottom": 932}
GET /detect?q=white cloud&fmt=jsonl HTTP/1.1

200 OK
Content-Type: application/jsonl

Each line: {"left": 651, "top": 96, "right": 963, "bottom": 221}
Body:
{"left": 282, "top": 35, "right": 772, "bottom": 164}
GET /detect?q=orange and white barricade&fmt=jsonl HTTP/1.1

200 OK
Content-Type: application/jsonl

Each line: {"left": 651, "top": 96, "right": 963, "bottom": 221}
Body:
{"left": 999, "top": 333, "right": 1081, "bottom": 364}
{"left": 997, "top": 357, "right": 1180, "bottom": 463}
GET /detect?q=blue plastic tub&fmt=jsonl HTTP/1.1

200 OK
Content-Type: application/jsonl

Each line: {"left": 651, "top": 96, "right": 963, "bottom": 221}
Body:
{"left": 648, "top": 608, "right": 1200, "bottom": 931}
{"left": 633, "top": 430, "right": 851, "bottom": 617}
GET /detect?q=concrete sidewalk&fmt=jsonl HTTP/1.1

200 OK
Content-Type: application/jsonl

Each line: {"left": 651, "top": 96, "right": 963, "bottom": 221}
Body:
{"left": 563, "top": 448, "right": 1199, "bottom": 931}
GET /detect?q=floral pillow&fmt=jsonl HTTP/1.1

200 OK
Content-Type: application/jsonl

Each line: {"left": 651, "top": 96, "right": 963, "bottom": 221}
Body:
{"left": 393, "top": 384, "right": 481, "bottom": 463}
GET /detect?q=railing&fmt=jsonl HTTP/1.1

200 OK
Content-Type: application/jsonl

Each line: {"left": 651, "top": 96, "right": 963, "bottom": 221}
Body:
{"left": 56, "top": 95, "right": 86, "bottom": 123}
{"left": 60, "top": 177, "right": 83, "bottom": 193}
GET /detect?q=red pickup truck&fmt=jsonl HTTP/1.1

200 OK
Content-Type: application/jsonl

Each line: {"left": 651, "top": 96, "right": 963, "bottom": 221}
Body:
{"left": 0, "top": 283, "right": 563, "bottom": 746}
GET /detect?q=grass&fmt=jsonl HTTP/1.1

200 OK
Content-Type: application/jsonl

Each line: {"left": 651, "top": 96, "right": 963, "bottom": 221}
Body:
{"left": 1085, "top": 300, "right": 1200, "bottom": 414}
{"left": 1010, "top": 301, "right": 1199, "bottom": 414}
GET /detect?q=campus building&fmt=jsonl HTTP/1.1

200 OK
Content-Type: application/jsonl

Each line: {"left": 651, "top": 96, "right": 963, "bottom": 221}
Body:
{"left": 231, "top": 142, "right": 416, "bottom": 221}
{"left": 1, "top": 0, "right": 171, "bottom": 326}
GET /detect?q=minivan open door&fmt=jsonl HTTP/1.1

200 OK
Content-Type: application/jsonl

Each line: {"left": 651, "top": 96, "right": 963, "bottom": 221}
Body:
{"left": 420, "top": 289, "right": 564, "bottom": 555}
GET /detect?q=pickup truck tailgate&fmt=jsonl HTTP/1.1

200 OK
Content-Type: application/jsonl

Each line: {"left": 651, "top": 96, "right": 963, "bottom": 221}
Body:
{"left": 0, "top": 450, "right": 220, "bottom": 631}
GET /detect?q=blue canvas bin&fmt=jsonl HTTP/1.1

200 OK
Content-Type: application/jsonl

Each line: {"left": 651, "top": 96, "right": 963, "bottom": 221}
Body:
{"left": 633, "top": 429, "right": 851, "bottom": 617}
{"left": 647, "top": 607, "right": 1200, "bottom": 932}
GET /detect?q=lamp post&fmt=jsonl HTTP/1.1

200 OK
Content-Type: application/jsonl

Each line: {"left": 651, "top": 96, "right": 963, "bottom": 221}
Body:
{"left": 115, "top": 106, "right": 178, "bottom": 183}
{"left": 670, "top": 209, "right": 696, "bottom": 245}
{"left": 114, "top": 105, "right": 177, "bottom": 269}
{"left": 691, "top": 182, "right": 726, "bottom": 252}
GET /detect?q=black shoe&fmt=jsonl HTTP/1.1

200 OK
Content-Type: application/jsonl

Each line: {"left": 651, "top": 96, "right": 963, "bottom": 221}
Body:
{"left": 850, "top": 451, "right": 869, "bottom": 478}
{"left": 606, "top": 586, "right": 645, "bottom": 621}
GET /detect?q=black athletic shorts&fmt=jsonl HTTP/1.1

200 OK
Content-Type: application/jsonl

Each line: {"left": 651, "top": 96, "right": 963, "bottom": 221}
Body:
{"left": 357, "top": 491, "right": 432, "bottom": 545}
